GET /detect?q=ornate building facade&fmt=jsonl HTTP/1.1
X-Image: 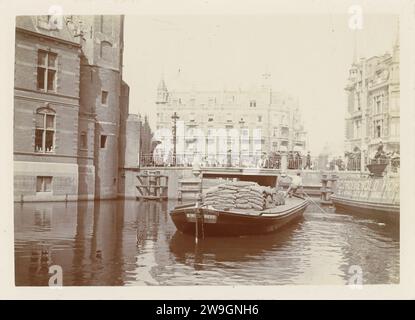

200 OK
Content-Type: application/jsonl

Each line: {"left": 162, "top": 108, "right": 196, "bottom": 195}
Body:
{"left": 154, "top": 76, "right": 307, "bottom": 166}
{"left": 344, "top": 32, "right": 400, "bottom": 169}
{"left": 14, "top": 15, "right": 140, "bottom": 201}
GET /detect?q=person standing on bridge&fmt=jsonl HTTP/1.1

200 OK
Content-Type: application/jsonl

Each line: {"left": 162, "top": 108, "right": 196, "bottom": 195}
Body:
{"left": 304, "top": 151, "right": 312, "bottom": 170}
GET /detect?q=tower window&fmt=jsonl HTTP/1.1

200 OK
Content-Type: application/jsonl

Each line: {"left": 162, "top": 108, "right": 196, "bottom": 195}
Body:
{"left": 101, "top": 91, "right": 108, "bottom": 105}
{"left": 80, "top": 131, "right": 87, "bottom": 149}
{"left": 100, "top": 41, "right": 112, "bottom": 60}
{"left": 250, "top": 100, "right": 257, "bottom": 107}
{"left": 100, "top": 135, "right": 107, "bottom": 148}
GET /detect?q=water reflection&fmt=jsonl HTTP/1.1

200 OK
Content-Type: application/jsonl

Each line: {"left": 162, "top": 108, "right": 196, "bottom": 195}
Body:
{"left": 14, "top": 199, "right": 399, "bottom": 286}
{"left": 169, "top": 220, "right": 302, "bottom": 266}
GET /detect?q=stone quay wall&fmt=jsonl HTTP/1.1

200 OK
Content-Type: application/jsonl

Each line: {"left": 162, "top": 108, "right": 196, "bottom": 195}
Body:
{"left": 127, "top": 167, "right": 363, "bottom": 200}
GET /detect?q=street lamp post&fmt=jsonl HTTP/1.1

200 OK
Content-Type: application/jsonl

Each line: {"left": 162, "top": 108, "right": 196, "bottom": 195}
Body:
{"left": 138, "top": 115, "right": 142, "bottom": 168}
{"left": 171, "top": 112, "right": 179, "bottom": 166}
{"left": 239, "top": 118, "right": 245, "bottom": 167}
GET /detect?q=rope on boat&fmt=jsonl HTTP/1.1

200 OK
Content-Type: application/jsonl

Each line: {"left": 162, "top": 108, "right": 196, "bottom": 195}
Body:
{"left": 303, "top": 191, "right": 328, "bottom": 214}
{"left": 194, "top": 200, "right": 205, "bottom": 244}
{"left": 195, "top": 202, "right": 199, "bottom": 244}
{"left": 201, "top": 210, "right": 205, "bottom": 240}
{"left": 195, "top": 212, "right": 199, "bottom": 244}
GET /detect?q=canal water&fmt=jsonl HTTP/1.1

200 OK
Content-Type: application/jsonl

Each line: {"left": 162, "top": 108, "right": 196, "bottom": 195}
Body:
{"left": 14, "top": 199, "right": 399, "bottom": 286}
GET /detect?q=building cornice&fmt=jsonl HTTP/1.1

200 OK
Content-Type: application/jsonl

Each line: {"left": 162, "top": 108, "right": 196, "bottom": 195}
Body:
{"left": 80, "top": 63, "right": 122, "bottom": 74}
{"left": 14, "top": 89, "right": 80, "bottom": 108}
{"left": 16, "top": 27, "right": 81, "bottom": 48}
{"left": 14, "top": 151, "right": 93, "bottom": 160}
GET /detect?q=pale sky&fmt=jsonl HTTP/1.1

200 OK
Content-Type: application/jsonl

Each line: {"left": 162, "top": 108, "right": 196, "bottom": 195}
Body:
{"left": 123, "top": 14, "right": 398, "bottom": 155}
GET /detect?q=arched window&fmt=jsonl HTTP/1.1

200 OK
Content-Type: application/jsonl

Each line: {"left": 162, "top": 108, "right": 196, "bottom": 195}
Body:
{"left": 35, "top": 107, "right": 56, "bottom": 153}
{"left": 100, "top": 40, "right": 112, "bottom": 61}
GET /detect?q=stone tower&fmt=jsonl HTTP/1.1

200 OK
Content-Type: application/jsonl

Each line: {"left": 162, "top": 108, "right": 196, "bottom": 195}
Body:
{"left": 156, "top": 77, "right": 169, "bottom": 104}
{"left": 78, "top": 15, "right": 126, "bottom": 199}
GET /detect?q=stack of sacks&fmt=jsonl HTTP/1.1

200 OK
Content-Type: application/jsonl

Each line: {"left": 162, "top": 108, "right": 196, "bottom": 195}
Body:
{"left": 203, "top": 181, "right": 265, "bottom": 210}
{"left": 203, "top": 185, "right": 236, "bottom": 209}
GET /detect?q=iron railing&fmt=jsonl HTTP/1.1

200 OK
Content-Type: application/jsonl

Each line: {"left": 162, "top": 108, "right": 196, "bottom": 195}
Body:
{"left": 140, "top": 153, "right": 317, "bottom": 170}
{"left": 139, "top": 153, "right": 400, "bottom": 173}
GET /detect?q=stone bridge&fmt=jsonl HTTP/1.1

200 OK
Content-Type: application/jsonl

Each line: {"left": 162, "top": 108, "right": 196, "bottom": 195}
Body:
{"left": 123, "top": 166, "right": 364, "bottom": 200}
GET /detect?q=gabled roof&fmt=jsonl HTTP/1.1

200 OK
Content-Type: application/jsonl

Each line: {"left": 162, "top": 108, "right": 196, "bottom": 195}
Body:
{"left": 157, "top": 78, "right": 167, "bottom": 91}
{"left": 16, "top": 16, "right": 78, "bottom": 45}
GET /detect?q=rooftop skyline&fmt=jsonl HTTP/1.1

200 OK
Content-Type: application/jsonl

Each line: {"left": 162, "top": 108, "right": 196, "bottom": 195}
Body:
{"left": 123, "top": 14, "right": 399, "bottom": 155}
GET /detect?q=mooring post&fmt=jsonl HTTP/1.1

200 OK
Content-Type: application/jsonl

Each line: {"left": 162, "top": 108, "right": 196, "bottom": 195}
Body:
{"left": 195, "top": 201, "right": 199, "bottom": 244}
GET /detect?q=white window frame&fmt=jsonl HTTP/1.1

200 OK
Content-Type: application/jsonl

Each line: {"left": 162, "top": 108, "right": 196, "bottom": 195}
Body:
{"left": 37, "top": 50, "right": 57, "bottom": 92}
{"left": 35, "top": 108, "right": 56, "bottom": 153}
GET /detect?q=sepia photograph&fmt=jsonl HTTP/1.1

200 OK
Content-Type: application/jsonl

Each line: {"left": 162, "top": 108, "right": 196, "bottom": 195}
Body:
{"left": 1, "top": 0, "right": 414, "bottom": 300}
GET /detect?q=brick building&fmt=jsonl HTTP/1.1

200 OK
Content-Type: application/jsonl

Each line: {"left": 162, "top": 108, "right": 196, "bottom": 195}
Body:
{"left": 14, "top": 15, "right": 139, "bottom": 202}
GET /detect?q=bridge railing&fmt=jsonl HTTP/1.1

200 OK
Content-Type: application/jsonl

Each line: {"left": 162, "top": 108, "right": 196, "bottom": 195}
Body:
{"left": 140, "top": 153, "right": 319, "bottom": 170}
{"left": 140, "top": 153, "right": 400, "bottom": 173}
{"left": 140, "top": 153, "right": 267, "bottom": 168}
